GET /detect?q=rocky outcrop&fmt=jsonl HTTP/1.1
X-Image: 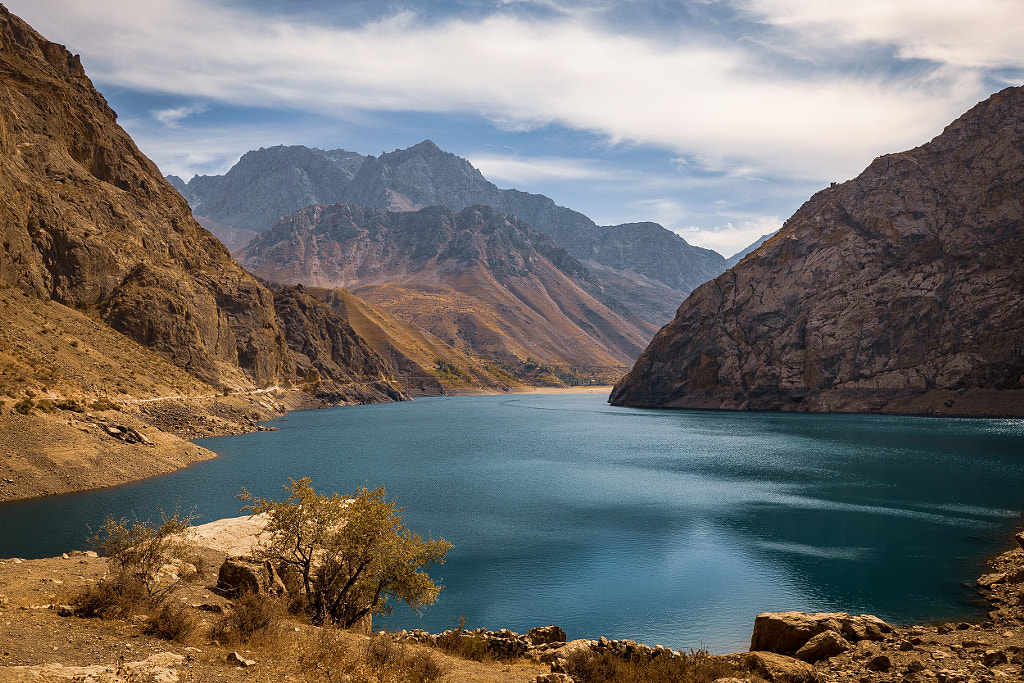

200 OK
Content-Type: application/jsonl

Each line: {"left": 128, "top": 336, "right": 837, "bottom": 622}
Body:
{"left": 750, "top": 612, "right": 894, "bottom": 662}
{"left": 0, "top": 7, "right": 407, "bottom": 403}
{"left": 271, "top": 285, "right": 406, "bottom": 403}
{"left": 0, "top": 6, "right": 288, "bottom": 389}
{"left": 217, "top": 556, "right": 287, "bottom": 596}
{"left": 611, "top": 86, "right": 1024, "bottom": 417}
{"left": 240, "top": 202, "right": 651, "bottom": 376}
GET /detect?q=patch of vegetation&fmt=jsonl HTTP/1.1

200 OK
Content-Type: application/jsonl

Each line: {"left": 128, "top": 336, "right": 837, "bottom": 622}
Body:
{"left": 55, "top": 398, "right": 85, "bottom": 412}
{"left": 433, "top": 358, "right": 472, "bottom": 383}
{"left": 517, "top": 357, "right": 586, "bottom": 386}
{"left": 146, "top": 603, "right": 198, "bottom": 642}
{"left": 88, "top": 510, "right": 197, "bottom": 597}
{"left": 299, "top": 629, "right": 450, "bottom": 683}
{"left": 562, "top": 647, "right": 736, "bottom": 683}
{"left": 212, "top": 591, "right": 286, "bottom": 646}
{"left": 74, "top": 572, "right": 152, "bottom": 619}
{"left": 34, "top": 398, "right": 54, "bottom": 413}
{"left": 241, "top": 478, "right": 452, "bottom": 629}
{"left": 12, "top": 398, "right": 33, "bottom": 415}
{"left": 484, "top": 364, "right": 516, "bottom": 383}
{"left": 435, "top": 618, "right": 492, "bottom": 662}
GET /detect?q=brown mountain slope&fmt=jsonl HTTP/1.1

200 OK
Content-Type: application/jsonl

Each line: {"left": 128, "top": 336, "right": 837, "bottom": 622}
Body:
{"left": 240, "top": 203, "right": 652, "bottom": 382}
{"left": 611, "top": 86, "right": 1024, "bottom": 416}
{"left": 301, "top": 287, "right": 533, "bottom": 394}
{"left": 0, "top": 6, "right": 404, "bottom": 404}
{"left": 0, "top": 6, "right": 288, "bottom": 388}
{"left": 0, "top": 7, "right": 411, "bottom": 501}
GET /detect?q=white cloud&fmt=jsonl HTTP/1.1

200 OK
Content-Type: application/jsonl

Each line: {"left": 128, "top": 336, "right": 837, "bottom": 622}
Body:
{"left": 672, "top": 217, "right": 782, "bottom": 257}
{"left": 6, "top": 0, "right": 996, "bottom": 186}
{"left": 740, "top": 0, "right": 1024, "bottom": 69}
{"left": 469, "top": 154, "right": 620, "bottom": 185}
{"left": 152, "top": 104, "right": 205, "bottom": 128}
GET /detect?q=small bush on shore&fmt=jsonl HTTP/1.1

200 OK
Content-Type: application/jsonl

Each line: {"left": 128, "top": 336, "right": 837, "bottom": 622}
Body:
{"left": 73, "top": 573, "right": 152, "bottom": 619}
{"left": 88, "top": 510, "right": 197, "bottom": 596}
{"left": 298, "top": 629, "right": 450, "bottom": 683}
{"left": 13, "top": 398, "right": 33, "bottom": 415}
{"left": 562, "top": 647, "right": 736, "bottom": 683}
{"left": 213, "top": 591, "right": 286, "bottom": 646}
{"left": 146, "top": 603, "right": 198, "bottom": 642}
{"left": 435, "top": 619, "right": 492, "bottom": 662}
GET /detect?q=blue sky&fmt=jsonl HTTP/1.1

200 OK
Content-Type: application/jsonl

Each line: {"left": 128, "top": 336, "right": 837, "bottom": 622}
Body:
{"left": 9, "top": 1, "right": 1024, "bottom": 257}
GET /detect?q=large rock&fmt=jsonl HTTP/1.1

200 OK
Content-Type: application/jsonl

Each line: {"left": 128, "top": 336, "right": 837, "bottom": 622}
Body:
{"left": 727, "top": 651, "right": 819, "bottom": 683}
{"left": 526, "top": 625, "right": 567, "bottom": 647}
{"left": 794, "top": 630, "right": 851, "bottom": 663}
{"left": 611, "top": 86, "right": 1024, "bottom": 417}
{"left": 217, "top": 556, "right": 287, "bottom": 596}
{"left": 750, "top": 612, "right": 894, "bottom": 656}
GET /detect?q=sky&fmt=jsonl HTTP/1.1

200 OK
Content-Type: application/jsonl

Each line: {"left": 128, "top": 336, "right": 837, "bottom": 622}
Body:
{"left": 8, "top": 1, "right": 1024, "bottom": 257}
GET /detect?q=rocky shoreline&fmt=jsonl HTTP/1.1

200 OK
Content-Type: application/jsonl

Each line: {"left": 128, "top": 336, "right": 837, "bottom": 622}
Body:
{"left": 1, "top": 518, "right": 1023, "bottom": 682}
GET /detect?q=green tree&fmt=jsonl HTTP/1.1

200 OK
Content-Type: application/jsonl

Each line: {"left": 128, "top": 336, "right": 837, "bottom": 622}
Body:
{"left": 240, "top": 478, "right": 452, "bottom": 628}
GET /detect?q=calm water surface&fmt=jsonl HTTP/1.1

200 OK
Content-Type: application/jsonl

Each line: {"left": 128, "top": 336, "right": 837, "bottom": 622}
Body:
{"left": 2, "top": 393, "right": 1024, "bottom": 652}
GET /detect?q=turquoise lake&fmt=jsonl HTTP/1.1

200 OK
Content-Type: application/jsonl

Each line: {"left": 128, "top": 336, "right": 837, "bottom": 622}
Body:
{"left": 2, "top": 393, "right": 1024, "bottom": 653}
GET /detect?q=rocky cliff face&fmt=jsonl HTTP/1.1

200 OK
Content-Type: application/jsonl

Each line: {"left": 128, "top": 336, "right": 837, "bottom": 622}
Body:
{"left": 0, "top": 6, "right": 403, "bottom": 402}
{"left": 173, "top": 141, "right": 726, "bottom": 326}
{"left": 240, "top": 202, "right": 650, "bottom": 376}
{"left": 610, "top": 86, "right": 1024, "bottom": 417}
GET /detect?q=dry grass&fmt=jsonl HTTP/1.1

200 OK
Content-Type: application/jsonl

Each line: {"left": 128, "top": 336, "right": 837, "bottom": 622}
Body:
{"left": 212, "top": 591, "right": 288, "bottom": 646}
{"left": 562, "top": 648, "right": 739, "bottom": 683}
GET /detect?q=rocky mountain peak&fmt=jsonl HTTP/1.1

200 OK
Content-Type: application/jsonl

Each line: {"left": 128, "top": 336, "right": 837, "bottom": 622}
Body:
{"left": 610, "top": 85, "right": 1024, "bottom": 417}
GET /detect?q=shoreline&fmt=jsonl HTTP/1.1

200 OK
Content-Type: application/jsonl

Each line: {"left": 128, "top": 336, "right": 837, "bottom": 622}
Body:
{"left": 1, "top": 522, "right": 1022, "bottom": 681}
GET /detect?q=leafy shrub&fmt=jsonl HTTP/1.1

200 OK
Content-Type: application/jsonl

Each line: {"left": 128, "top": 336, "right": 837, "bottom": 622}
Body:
{"left": 241, "top": 478, "right": 451, "bottom": 628}
{"left": 13, "top": 398, "right": 33, "bottom": 415}
{"left": 34, "top": 398, "right": 54, "bottom": 413}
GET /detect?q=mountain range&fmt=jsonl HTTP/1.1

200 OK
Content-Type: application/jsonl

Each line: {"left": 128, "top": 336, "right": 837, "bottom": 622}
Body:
{"left": 611, "top": 86, "right": 1024, "bottom": 417}
{"left": 240, "top": 202, "right": 650, "bottom": 377}
{"left": 170, "top": 140, "right": 728, "bottom": 329}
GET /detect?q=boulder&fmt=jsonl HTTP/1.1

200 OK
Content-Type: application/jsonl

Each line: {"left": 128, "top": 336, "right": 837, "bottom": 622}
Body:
{"left": 840, "top": 614, "right": 893, "bottom": 641}
{"left": 217, "top": 556, "right": 287, "bottom": 596}
{"left": 727, "top": 651, "right": 819, "bottom": 683}
{"left": 750, "top": 612, "right": 845, "bottom": 654}
{"left": 527, "top": 625, "right": 567, "bottom": 647}
{"left": 794, "top": 630, "right": 851, "bottom": 663}
{"left": 751, "top": 611, "right": 895, "bottom": 656}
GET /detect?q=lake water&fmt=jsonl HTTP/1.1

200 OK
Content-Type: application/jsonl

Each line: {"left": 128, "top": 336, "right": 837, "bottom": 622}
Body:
{"left": 2, "top": 393, "right": 1024, "bottom": 652}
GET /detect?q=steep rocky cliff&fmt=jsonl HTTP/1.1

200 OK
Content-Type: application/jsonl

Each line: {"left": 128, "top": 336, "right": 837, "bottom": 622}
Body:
{"left": 175, "top": 141, "right": 726, "bottom": 326}
{"left": 610, "top": 86, "right": 1024, "bottom": 417}
{"left": 240, "top": 202, "right": 650, "bottom": 378}
{"left": 0, "top": 6, "right": 403, "bottom": 401}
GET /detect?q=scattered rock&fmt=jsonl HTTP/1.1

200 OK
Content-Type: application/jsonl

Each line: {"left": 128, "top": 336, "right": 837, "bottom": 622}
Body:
{"left": 526, "top": 625, "right": 567, "bottom": 647}
{"left": 865, "top": 654, "right": 891, "bottom": 671}
{"left": 534, "top": 674, "right": 574, "bottom": 683}
{"left": 57, "top": 604, "right": 74, "bottom": 617}
{"left": 727, "top": 651, "right": 819, "bottom": 683}
{"left": 227, "top": 651, "right": 256, "bottom": 667}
